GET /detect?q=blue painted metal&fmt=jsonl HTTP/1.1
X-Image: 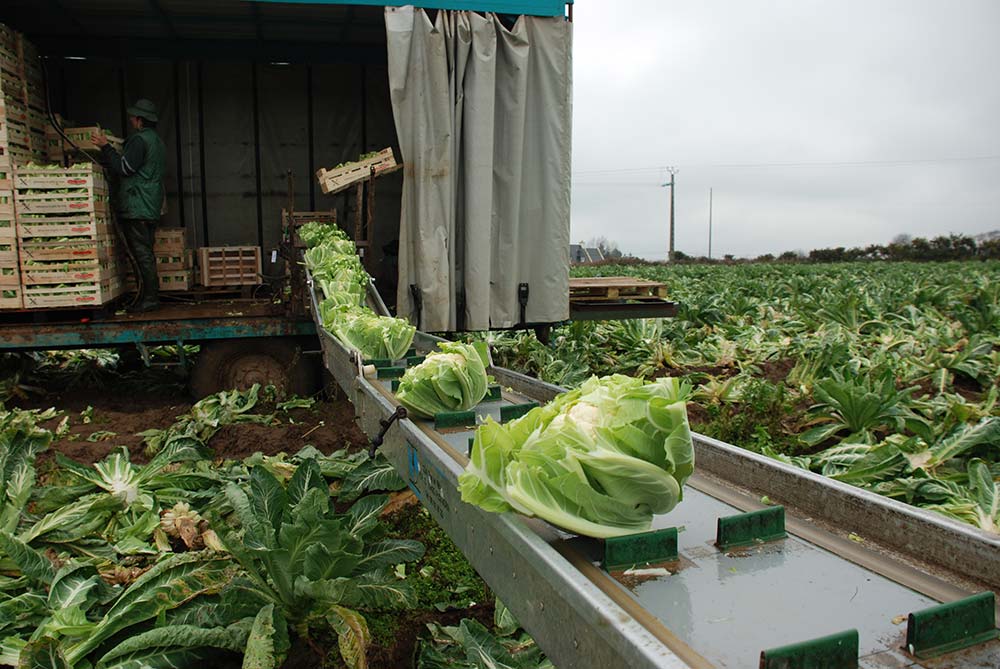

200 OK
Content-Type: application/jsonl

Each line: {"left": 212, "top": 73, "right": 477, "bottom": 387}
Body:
{"left": 0, "top": 319, "right": 316, "bottom": 351}
{"left": 250, "top": 0, "right": 570, "bottom": 17}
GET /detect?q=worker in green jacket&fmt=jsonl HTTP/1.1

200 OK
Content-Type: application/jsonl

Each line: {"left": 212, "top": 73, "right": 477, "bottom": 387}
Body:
{"left": 92, "top": 99, "right": 167, "bottom": 312}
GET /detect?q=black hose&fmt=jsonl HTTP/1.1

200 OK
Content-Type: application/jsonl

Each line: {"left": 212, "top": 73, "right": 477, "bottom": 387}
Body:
{"left": 38, "top": 54, "right": 142, "bottom": 309}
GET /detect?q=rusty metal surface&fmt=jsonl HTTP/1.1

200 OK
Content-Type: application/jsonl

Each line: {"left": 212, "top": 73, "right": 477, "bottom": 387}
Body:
{"left": 0, "top": 299, "right": 314, "bottom": 350}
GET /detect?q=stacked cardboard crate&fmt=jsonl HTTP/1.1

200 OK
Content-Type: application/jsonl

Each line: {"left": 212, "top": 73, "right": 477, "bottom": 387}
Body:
{"left": 14, "top": 163, "right": 123, "bottom": 308}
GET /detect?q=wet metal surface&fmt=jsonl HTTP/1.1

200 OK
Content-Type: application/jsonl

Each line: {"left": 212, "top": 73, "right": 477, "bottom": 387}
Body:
{"left": 626, "top": 489, "right": 939, "bottom": 668}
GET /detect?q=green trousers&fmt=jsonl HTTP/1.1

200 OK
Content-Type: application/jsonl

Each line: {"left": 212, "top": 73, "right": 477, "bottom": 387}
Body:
{"left": 122, "top": 219, "right": 159, "bottom": 304}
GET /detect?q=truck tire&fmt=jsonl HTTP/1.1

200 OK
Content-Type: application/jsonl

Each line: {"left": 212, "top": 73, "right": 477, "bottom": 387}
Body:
{"left": 189, "top": 337, "right": 318, "bottom": 399}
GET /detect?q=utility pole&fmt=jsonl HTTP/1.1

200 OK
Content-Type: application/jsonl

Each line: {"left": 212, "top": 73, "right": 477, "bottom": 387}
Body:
{"left": 662, "top": 168, "right": 677, "bottom": 262}
{"left": 708, "top": 188, "right": 713, "bottom": 260}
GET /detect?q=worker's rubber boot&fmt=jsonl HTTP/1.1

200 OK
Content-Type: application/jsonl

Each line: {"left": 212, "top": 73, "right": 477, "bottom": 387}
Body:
{"left": 123, "top": 220, "right": 160, "bottom": 312}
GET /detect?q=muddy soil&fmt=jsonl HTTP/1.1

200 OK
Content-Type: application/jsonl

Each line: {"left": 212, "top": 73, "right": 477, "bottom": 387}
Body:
{"left": 13, "top": 381, "right": 369, "bottom": 465}
{"left": 8, "top": 372, "right": 491, "bottom": 669}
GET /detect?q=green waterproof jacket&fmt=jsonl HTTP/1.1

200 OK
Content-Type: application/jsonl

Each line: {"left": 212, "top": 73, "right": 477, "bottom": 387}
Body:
{"left": 102, "top": 127, "right": 166, "bottom": 220}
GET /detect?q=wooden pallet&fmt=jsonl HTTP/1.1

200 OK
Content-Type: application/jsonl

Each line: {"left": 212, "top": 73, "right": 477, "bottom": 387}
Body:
{"left": 21, "top": 278, "right": 122, "bottom": 309}
{"left": 198, "top": 246, "right": 261, "bottom": 287}
{"left": 315, "top": 148, "right": 396, "bottom": 195}
{"left": 568, "top": 276, "right": 669, "bottom": 301}
{"left": 16, "top": 212, "right": 111, "bottom": 239}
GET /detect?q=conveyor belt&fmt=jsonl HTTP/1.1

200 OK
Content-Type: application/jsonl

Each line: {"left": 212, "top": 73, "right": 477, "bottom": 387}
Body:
{"left": 312, "top": 276, "right": 1000, "bottom": 669}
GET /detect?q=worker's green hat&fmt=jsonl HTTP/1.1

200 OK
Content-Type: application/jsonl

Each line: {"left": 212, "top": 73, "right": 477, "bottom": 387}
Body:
{"left": 126, "top": 98, "right": 159, "bottom": 123}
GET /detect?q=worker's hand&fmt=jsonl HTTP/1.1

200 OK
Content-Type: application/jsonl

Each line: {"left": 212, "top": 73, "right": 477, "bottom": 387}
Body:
{"left": 91, "top": 131, "right": 109, "bottom": 148}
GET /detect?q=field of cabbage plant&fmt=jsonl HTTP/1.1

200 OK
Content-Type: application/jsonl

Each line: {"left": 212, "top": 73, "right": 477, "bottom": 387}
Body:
{"left": 0, "top": 377, "right": 548, "bottom": 669}
{"left": 485, "top": 261, "right": 1000, "bottom": 533}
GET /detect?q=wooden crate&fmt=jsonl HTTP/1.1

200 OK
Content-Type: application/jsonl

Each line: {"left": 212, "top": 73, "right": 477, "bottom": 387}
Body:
{"left": 125, "top": 268, "right": 193, "bottom": 292}
{"left": 282, "top": 209, "right": 337, "bottom": 248}
{"left": 0, "top": 238, "right": 16, "bottom": 264}
{"left": 21, "top": 278, "right": 121, "bottom": 309}
{"left": 16, "top": 212, "right": 111, "bottom": 239}
{"left": 0, "top": 211, "right": 14, "bottom": 239}
{"left": 197, "top": 246, "right": 261, "bottom": 287}
{"left": 0, "top": 285, "right": 22, "bottom": 310}
{"left": 5, "top": 144, "right": 47, "bottom": 167}
{"left": 4, "top": 117, "right": 42, "bottom": 151}
{"left": 0, "top": 46, "right": 18, "bottom": 77}
{"left": 158, "top": 270, "right": 193, "bottom": 292}
{"left": 153, "top": 227, "right": 186, "bottom": 252}
{"left": 0, "top": 25, "right": 16, "bottom": 51}
{"left": 46, "top": 127, "right": 124, "bottom": 161}
{"left": 19, "top": 237, "right": 115, "bottom": 263}
{"left": 568, "top": 277, "right": 669, "bottom": 301}
{"left": 316, "top": 148, "right": 396, "bottom": 195}
{"left": 0, "top": 261, "right": 18, "bottom": 286}
{"left": 0, "top": 72, "right": 23, "bottom": 100}
{"left": 15, "top": 190, "right": 108, "bottom": 215}
{"left": 13, "top": 163, "right": 107, "bottom": 190}
{"left": 155, "top": 249, "right": 193, "bottom": 271}
{"left": 20, "top": 258, "right": 121, "bottom": 286}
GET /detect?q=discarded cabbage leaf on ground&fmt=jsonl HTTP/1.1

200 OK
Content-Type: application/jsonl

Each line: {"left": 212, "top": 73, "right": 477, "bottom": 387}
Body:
{"left": 396, "top": 342, "right": 489, "bottom": 418}
{"left": 458, "top": 375, "right": 694, "bottom": 538}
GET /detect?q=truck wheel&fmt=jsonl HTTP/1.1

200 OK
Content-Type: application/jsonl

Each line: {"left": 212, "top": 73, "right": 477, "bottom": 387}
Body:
{"left": 189, "top": 338, "right": 318, "bottom": 399}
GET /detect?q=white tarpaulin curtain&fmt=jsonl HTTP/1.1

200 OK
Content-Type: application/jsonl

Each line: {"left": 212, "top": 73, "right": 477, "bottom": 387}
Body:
{"left": 385, "top": 6, "right": 571, "bottom": 332}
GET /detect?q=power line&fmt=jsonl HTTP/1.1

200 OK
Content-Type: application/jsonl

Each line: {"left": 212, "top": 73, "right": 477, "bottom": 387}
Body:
{"left": 572, "top": 154, "right": 1000, "bottom": 176}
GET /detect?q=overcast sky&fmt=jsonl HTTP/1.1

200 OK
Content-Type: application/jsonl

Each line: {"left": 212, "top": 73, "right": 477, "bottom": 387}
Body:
{"left": 569, "top": 0, "right": 1000, "bottom": 259}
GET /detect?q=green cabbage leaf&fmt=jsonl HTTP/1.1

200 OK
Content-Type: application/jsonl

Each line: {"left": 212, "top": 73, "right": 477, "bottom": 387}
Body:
{"left": 458, "top": 375, "right": 694, "bottom": 538}
{"left": 396, "top": 342, "right": 489, "bottom": 418}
